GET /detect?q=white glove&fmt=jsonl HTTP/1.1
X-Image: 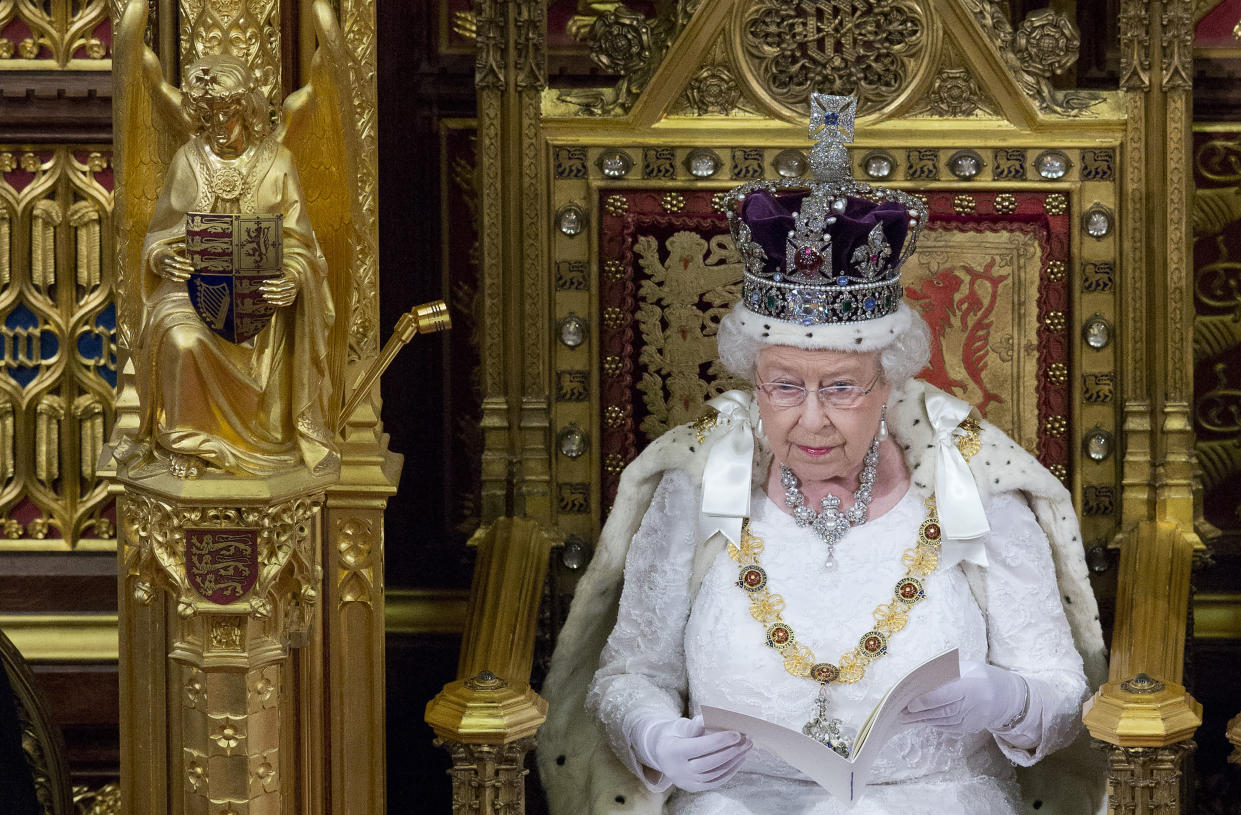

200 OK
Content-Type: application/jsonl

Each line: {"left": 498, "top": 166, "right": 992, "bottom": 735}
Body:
{"left": 899, "top": 660, "right": 1032, "bottom": 738}
{"left": 629, "top": 714, "right": 752, "bottom": 792}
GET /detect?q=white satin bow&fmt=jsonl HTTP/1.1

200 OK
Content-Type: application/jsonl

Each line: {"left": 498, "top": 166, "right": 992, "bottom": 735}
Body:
{"left": 925, "top": 390, "right": 990, "bottom": 567}
{"left": 698, "top": 390, "right": 755, "bottom": 546}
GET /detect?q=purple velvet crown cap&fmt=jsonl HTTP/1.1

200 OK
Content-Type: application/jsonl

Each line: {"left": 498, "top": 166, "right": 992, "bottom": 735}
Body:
{"left": 740, "top": 189, "right": 910, "bottom": 280}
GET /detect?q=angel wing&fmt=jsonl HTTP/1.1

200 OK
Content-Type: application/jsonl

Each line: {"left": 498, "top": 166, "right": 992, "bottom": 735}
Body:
{"left": 279, "top": 0, "right": 359, "bottom": 423}
{"left": 112, "top": 0, "right": 189, "bottom": 352}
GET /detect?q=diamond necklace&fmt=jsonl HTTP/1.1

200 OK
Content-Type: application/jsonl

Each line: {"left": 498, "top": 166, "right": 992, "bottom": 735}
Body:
{"left": 780, "top": 436, "right": 879, "bottom": 569}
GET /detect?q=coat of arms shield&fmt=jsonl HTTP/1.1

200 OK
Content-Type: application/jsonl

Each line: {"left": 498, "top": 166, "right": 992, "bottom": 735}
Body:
{"left": 185, "top": 527, "right": 260, "bottom": 604}
{"left": 185, "top": 212, "right": 283, "bottom": 343}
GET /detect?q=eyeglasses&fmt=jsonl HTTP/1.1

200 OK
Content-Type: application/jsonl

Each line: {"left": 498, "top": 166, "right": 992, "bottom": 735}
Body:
{"left": 756, "top": 371, "right": 881, "bottom": 410}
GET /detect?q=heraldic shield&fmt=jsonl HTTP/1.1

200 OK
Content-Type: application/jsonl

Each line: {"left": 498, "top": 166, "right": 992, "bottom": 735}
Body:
{"left": 185, "top": 527, "right": 261, "bottom": 604}
{"left": 185, "top": 212, "right": 283, "bottom": 343}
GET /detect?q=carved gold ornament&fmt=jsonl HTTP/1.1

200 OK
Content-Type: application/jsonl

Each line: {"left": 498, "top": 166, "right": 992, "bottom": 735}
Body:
{"left": 738, "top": 0, "right": 926, "bottom": 116}
{"left": 928, "top": 68, "right": 985, "bottom": 117}
{"left": 179, "top": 0, "right": 282, "bottom": 105}
{"left": 684, "top": 66, "right": 743, "bottom": 115}
{"left": 0, "top": 0, "right": 110, "bottom": 67}
{"left": 589, "top": 5, "right": 654, "bottom": 75}
{"left": 0, "top": 148, "right": 113, "bottom": 545}
{"left": 1014, "top": 8, "right": 1080, "bottom": 78}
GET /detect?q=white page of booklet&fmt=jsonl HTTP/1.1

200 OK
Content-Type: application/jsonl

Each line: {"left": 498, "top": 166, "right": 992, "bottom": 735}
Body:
{"left": 701, "top": 648, "right": 960, "bottom": 806}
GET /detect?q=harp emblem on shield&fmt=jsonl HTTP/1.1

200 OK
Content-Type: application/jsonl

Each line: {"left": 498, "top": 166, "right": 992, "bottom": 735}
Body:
{"left": 184, "top": 212, "right": 283, "bottom": 343}
{"left": 193, "top": 281, "right": 232, "bottom": 330}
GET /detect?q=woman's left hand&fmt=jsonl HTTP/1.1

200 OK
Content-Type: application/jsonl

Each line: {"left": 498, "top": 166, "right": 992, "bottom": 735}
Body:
{"left": 899, "top": 660, "right": 1030, "bottom": 736}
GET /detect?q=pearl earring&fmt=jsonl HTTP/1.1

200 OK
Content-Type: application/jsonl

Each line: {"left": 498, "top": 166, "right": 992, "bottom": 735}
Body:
{"left": 878, "top": 403, "right": 888, "bottom": 442}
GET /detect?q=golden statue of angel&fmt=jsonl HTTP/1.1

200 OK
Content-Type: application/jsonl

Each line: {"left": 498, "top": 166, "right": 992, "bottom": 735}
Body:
{"left": 112, "top": 0, "right": 358, "bottom": 481}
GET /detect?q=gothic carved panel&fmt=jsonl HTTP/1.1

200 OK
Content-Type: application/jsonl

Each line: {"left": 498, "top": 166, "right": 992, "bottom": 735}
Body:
{"left": 0, "top": 0, "right": 110, "bottom": 68}
{"left": 733, "top": 0, "right": 932, "bottom": 119}
{"left": 0, "top": 147, "right": 115, "bottom": 545}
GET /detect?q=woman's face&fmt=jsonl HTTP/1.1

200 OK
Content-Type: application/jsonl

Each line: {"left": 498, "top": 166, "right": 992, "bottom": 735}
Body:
{"left": 755, "top": 345, "right": 890, "bottom": 485}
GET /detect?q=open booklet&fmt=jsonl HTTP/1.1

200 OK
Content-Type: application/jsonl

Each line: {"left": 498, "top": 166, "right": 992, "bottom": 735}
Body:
{"left": 701, "top": 648, "right": 959, "bottom": 806}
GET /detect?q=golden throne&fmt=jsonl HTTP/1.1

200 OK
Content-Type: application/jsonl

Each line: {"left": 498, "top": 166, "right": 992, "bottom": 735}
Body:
{"left": 428, "top": 1, "right": 1212, "bottom": 813}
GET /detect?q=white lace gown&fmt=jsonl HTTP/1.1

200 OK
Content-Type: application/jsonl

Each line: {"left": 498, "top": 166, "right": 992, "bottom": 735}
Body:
{"left": 587, "top": 470, "right": 1088, "bottom": 815}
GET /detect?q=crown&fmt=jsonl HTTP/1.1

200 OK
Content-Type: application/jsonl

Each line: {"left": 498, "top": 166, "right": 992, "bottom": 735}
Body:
{"left": 725, "top": 95, "right": 927, "bottom": 327}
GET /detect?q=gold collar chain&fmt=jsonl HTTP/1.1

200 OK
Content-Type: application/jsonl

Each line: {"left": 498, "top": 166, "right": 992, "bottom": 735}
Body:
{"left": 729, "top": 495, "right": 942, "bottom": 688}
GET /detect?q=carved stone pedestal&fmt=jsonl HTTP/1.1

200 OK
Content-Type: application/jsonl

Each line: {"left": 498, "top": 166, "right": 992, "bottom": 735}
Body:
{"left": 115, "top": 468, "right": 332, "bottom": 815}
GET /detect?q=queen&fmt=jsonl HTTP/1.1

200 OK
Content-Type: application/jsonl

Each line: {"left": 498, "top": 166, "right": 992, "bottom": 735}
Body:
{"left": 132, "top": 55, "right": 338, "bottom": 480}
{"left": 539, "top": 96, "right": 1104, "bottom": 814}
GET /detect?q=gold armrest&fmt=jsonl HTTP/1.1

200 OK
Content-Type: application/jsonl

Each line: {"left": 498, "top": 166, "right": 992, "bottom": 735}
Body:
{"left": 425, "top": 517, "right": 554, "bottom": 814}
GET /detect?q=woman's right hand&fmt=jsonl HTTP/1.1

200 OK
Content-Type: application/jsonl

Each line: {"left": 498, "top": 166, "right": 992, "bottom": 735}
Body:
{"left": 632, "top": 715, "right": 751, "bottom": 792}
{"left": 153, "top": 242, "right": 193, "bottom": 282}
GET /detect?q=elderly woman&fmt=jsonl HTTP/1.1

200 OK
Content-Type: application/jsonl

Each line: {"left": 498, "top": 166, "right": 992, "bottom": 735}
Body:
{"left": 539, "top": 96, "right": 1104, "bottom": 815}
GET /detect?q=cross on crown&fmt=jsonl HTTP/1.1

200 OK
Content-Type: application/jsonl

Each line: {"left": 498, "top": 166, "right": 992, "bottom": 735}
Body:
{"left": 809, "top": 94, "right": 856, "bottom": 183}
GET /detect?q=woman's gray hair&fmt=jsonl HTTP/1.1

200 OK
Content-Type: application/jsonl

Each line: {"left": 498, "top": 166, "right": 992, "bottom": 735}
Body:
{"left": 716, "top": 307, "right": 932, "bottom": 386}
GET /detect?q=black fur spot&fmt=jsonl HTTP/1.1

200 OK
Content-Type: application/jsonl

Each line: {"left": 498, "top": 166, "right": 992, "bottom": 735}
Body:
{"left": 761, "top": 332, "right": 769, "bottom": 337}
{"left": 763, "top": 324, "right": 770, "bottom": 329}
{"left": 854, "top": 338, "right": 863, "bottom": 344}
{"left": 616, "top": 795, "right": 626, "bottom": 804}
{"left": 806, "top": 332, "right": 813, "bottom": 338}
{"left": 1033, "top": 802, "right": 1043, "bottom": 810}
{"left": 556, "top": 755, "right": 566, "bottom": 766}
{"left": 912, "top": 418, "right": 920, "bottom": 425}
{"left": 688, "top": 446, "right": 696, "bottom": 453}
{"left": 1065, "top": 596, "right": 1072, "bottom": 604}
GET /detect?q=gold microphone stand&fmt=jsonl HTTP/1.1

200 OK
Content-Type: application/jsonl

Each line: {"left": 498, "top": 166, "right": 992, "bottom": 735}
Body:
{"left": 335, "top": 300, "right": 451, "bottom": 434}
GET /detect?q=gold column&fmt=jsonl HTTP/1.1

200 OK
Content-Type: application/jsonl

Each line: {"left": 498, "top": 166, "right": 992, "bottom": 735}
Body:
{"left": 426, "top": 517, "right": 554, "bottom": 815}
{"left": 1086, "top": 3, "right": 1202, "bottom": 810}
{"left": 475, "top": 0, "right": 551, "bottom": 523}
{"left": 115, "top": 472, "right": 331, "bottom": 815}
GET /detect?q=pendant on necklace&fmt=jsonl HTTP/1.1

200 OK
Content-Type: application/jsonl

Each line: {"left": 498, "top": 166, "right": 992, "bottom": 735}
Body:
{"left": 781, "top": 437, "right": 879, "bottom": 570}
{"left": 802, "top": 682, "right": 852, "bottom": 758}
